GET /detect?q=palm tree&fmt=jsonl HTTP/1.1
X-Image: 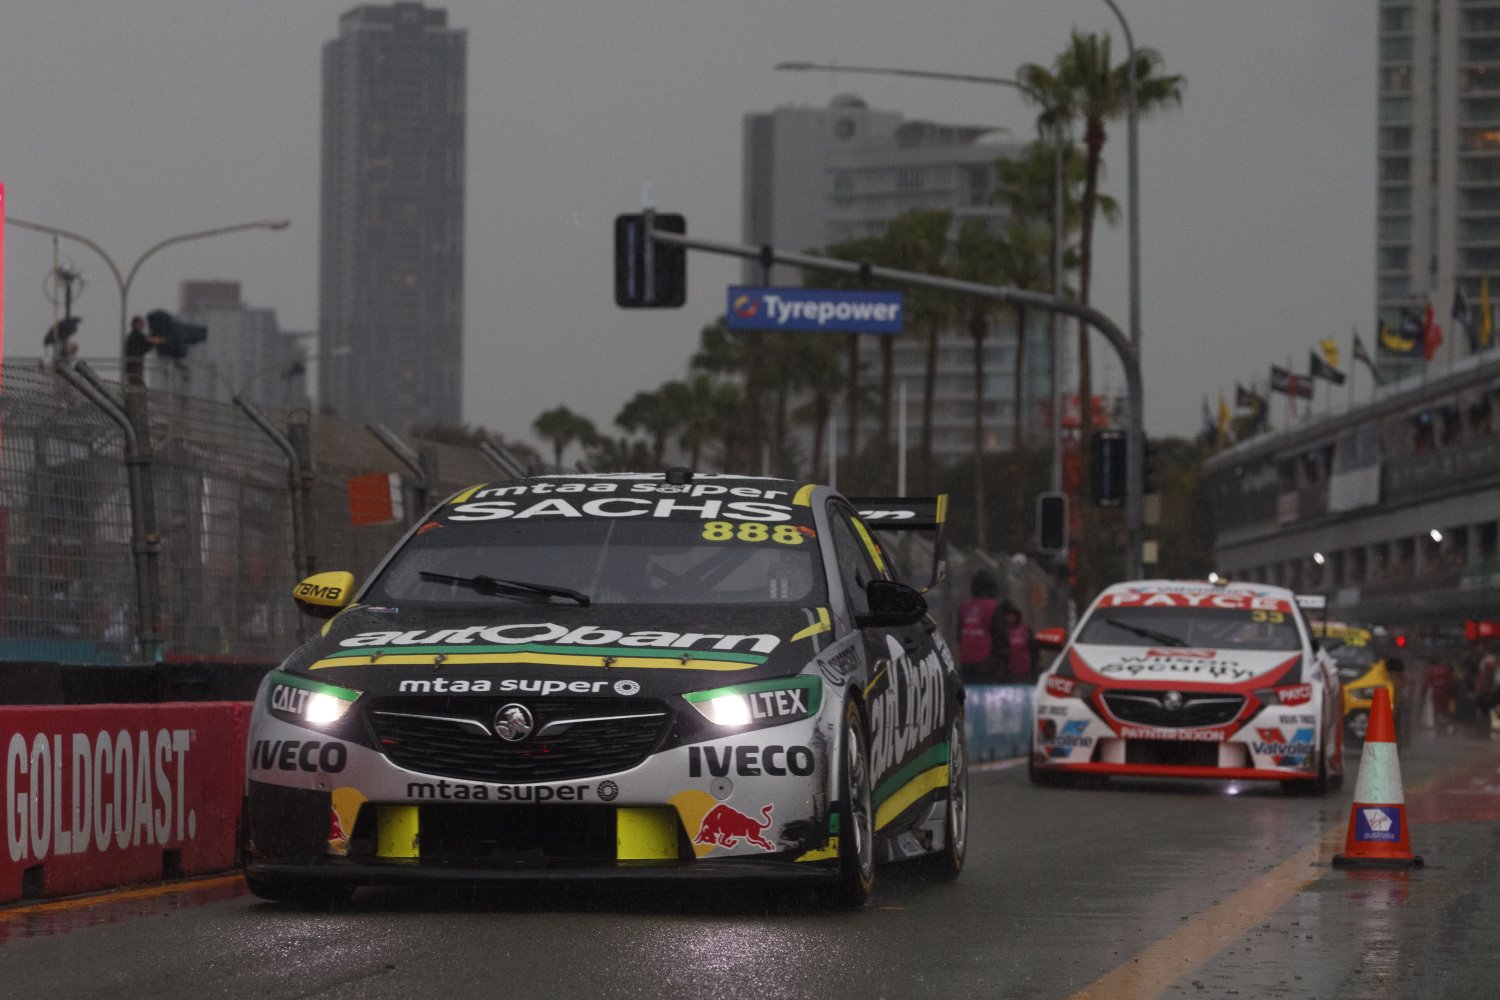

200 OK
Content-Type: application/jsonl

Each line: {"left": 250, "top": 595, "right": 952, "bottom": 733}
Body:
{"left": 532, "top": 405, "right": 598, "bottom": 470}
{"left": 676, "top": 374, "right": 744, "bottom": 472}
{"left": 950, "top": 219, "right": 1008, "bottom": 549}
{"left": 882, "top": 209, "right": 956, "bottom": 491}
{"left": 616, "top": 387, "right": 685, "bottom": 467}
{"left": 1019, "top": 31, "right": 1183, "bottom": 489}
{"left": 822, "top": 235, "right": 890, "bottom": 485}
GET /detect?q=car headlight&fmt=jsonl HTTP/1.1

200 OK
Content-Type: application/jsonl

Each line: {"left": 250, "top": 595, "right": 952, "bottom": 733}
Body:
{"left": 684, "top": 676, "right": 821, "bottom": 729}
{"left": 266, "top": 670, "right": 361, "bottom": 727}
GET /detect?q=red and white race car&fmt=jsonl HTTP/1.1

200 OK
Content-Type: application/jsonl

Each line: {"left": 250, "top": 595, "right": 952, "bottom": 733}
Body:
{"left": 1030, "top": 579, "right": 1343, "bottom": 794}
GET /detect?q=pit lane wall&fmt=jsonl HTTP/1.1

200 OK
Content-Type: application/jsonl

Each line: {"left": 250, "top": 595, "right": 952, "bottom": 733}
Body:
{"left": 965, "top": 684, "right": 1034, "bottom": 762}
{"left": 1, "top": 703, "right": 249, "bottom": 904}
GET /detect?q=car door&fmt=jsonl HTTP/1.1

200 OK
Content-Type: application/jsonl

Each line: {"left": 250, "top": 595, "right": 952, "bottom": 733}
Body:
{"left": 824, "top": 502, "right": 945, "bottom": 791}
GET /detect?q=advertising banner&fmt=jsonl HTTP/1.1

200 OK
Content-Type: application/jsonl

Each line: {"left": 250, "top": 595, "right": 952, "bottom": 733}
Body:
{"left": 1, "top": 702, "right": 250, "bottom": 903}
{"left": 726, "top": 286, "right": 904, "bottom": 333}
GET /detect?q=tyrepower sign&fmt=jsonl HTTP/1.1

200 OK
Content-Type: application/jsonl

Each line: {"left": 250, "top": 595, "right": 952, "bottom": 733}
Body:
{"left": 726, "top": 287, "right": 904, "bottom": 333}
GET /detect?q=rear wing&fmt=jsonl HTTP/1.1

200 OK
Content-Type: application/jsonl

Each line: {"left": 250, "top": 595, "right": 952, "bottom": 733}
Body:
{"left": 850, "top": 495, "right": 948, "bottom": 592}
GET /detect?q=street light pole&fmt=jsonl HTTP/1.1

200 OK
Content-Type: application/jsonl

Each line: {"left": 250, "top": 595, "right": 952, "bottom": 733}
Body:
{"left": 1101, "top": 0, "right": 1141, "bottom": 360}
{"left": 5, "top": 216, "right": 290, "bottom": 375}
{"left": 774, "top": 60, "right": 1069, "bottom": 492}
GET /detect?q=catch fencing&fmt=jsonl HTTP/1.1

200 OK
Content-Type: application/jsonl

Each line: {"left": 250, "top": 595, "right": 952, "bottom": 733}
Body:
{"left": 0, "top": 359, "right": 508, "bottom": 667}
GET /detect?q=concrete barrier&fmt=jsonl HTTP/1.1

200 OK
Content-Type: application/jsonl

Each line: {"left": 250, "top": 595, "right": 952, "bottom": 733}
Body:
{"left": 1, "top": 703, "right": 249, "bottom": 904}
{"left": 965, "top": 683, "right": 1034, "bottom": 762}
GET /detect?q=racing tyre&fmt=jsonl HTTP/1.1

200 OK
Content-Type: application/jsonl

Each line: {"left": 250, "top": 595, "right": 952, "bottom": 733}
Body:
{"left": 824, "top": 699, "right": 875, "bottom": 909}
{"left": 912, "top": 708, "right": 967, "bottom": 880}
{"left": 1027, "top": 739, "right": 1077, "bottom": 788}
{"left": 1281, "top": 751, "right": 1329, "bottom": 797}
{"left": 244, "top": 872, "right": 356, "bottom": 908}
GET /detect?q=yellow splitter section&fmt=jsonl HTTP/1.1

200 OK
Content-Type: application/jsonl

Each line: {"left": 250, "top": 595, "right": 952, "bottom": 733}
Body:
{"left": 372, "top": 804, "right": 683, "bottom": 861}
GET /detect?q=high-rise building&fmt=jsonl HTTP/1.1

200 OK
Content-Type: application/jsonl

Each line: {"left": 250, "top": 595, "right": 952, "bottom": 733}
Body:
{"left": 167, "top": 280, "right": 311, "bottom": 412}
{"left": 1377, "top": 2, "right": 1500, "bottom": 368}
{"left": 742, "top": 97, "right": 1054, "bottom": 460}
{"left": 319, "top": 2, "right": 466, "bottom": 431}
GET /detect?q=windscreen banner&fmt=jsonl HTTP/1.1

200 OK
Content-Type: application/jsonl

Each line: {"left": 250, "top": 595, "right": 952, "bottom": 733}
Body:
{"left": 1, "top": 702, "right": 250, "bottom": 903}
{"left": 726, "top": 286, "right": 904, "bottom": 333}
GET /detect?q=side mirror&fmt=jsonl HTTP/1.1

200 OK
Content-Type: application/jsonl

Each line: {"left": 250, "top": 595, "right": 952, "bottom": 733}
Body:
{"left": 293, "top": 571, "right": 356, "bottom": 620}
{"left": 857, "top": 579, "right": 928, "bottom": 628}
{"left": 1035, "top": 626, "right": 1068, "bottom": 649}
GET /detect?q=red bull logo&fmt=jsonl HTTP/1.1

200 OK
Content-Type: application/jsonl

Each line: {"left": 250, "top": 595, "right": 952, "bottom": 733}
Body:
{"left": 329, "top": 806, "right": 350, "bottom": 845}
{"left": 693, "top": 803, "right": 775, "bottom": 852}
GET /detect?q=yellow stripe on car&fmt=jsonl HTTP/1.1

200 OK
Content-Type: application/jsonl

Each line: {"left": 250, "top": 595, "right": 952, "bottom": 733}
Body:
{"left": 874, "top": 764, "right": 948, "bottom": 831}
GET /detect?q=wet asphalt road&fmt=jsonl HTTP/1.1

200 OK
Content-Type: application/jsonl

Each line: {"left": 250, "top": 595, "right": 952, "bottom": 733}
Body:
{"left": 2, "top": 735, "right": 1497, "bottom": 1000}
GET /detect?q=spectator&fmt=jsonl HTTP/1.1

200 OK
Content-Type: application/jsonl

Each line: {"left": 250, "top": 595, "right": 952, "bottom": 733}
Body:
{"left": 123, "top": 315, "right": 164, "bottom": 381}
{"left": 1426, "top": 658, "right": 1456, "bottom": 735}
{"left": 1385, "top": 656, "right": 1411, "bottom": 746}
{"left": 957, "top": 570, "right": 1004, "bottom": 684}
{"left": 999, "top": 601, "right": 1040, "bottom": 683}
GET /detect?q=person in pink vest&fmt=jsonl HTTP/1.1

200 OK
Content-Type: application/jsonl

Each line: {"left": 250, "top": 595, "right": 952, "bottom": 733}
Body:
{"left": 958, "top": 571, "right": 1005, "bottom": 684}
{"left": 999, "top": 601, "right": 1039, "bottom": 683}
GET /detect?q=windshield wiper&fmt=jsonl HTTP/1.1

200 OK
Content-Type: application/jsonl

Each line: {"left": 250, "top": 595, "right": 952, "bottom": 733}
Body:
{"left": 1102, "top": 617, "right": 1186, "bottom": 647}
{"left": 419, "top": 572, "right": 590, "bottom": 607}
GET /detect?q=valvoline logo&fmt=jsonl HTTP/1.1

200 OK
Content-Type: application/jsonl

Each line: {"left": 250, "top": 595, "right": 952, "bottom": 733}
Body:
{"left": 1046, "top": 720, "right": 1093, "bottom": 759}
{"left": 1252, "top": 727, "right": 1315, "bottom": 766}
{"left": 731, "top": 293, "right": 761, "bottom": 320}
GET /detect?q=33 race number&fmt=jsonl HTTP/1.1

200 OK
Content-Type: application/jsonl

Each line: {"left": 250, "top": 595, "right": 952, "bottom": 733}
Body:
{"left": 702, "top": 521, "right": 804, "bottom": 545}
{"left": 1251, "top": 610, "right": 1285, "bottom": 623}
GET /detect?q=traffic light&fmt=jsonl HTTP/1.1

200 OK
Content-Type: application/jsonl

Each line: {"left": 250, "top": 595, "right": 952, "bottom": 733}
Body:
{"left": 1090, "top": 430, "right": 1126, "bottom": 506}
{"left": 1036, "top": 492, "right": 1068, "bottom": 553}
{"left": 614, "top": 213, "right": 686, "bottom": 308}
{"left": 146, "top": 309, "right": 208, "bottom": 359}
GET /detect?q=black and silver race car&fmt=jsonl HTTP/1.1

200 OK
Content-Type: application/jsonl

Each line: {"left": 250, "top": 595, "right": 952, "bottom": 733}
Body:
{"left": 243, "top": 471, "right": 965, "bottom": 906}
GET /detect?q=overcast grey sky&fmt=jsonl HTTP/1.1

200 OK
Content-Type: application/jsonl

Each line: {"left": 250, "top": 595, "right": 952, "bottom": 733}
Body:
{"left": 0, "top": 1, "right": 1375, "bottom": 448}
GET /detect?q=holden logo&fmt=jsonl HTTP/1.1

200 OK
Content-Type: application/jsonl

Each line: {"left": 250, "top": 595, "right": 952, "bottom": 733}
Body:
{"left": 1162, "top": 690, "right": 1185, "bottom": 712}
{"left": 613, "top": 679, "right": 641, "bottom": 696}
{"left": 493, "top": 703, "right": 534, "bottom": 742}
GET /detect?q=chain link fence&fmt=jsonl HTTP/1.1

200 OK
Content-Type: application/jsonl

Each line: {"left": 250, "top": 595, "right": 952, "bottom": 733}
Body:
{"left": 1, "top": 359, "right": 514, "bottom": 667}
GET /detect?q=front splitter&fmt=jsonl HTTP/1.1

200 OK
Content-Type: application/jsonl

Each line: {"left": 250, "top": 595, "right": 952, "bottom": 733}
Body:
{"left": 246, "top": 855, "right": 839, "bottom": 886}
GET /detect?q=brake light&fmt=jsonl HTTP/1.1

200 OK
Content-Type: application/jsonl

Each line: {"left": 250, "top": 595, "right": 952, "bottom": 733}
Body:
{"left": 1045, "top": 675, "right": 1077, "bottom": 698}
{"left": 1276, "top": 684, "right": 1313, "bottom": 706}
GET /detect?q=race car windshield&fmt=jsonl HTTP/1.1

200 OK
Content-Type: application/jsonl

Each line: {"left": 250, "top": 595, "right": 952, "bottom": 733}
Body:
{"left": 1076, "top": 606, "right": 1301, "bottom": 651}
{"left": 367, "top": 517, "right": 826, "bottom": 607}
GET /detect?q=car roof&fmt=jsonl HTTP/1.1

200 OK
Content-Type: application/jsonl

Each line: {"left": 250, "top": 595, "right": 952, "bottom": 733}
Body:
{"left": 1093, "top": 578, "right": 1299, "bottom": 603}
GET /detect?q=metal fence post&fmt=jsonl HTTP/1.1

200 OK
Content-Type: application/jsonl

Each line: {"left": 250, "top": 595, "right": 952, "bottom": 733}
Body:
{"left": 61, "top": 362, "right": 164, "bottom": 662}
{"left": 287, "top": 414, "right": 318, "bottom": 578}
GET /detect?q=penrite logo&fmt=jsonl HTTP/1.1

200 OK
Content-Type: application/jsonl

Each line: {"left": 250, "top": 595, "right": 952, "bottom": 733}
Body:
{"left": 1119, "top": 725, "right": 1226, "bottom": 742}
{"left": 1276, "top": 684, "right": 1313, "bottom": 706}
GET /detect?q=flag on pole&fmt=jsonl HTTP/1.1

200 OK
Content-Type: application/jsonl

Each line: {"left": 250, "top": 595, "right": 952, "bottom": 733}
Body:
{"left": 1235, "top": 382, "right": 1269, "bottom": 432}
{"left": 1217, "top": 393, "right": 1231, "bottom": 447}
{"left": 1454, "top": 284, "right": 1475, "bottom": 352}
{"left": 1379, "top": 310, "right": 1423, "bottom": 358}
{"left": 1484, "top": 277, "right": 1494, "bottom": 349}
{"left": 1199, "top": 396, "right": 1216, "bottom": 445}
{"left": 1352, "top": 332, "right": 1385, "bottom": 385}
{"left": 1319, "top": 338, "right": 1340, "bottom": 368}
{"left": 1309, "top": 351, "right": 1346, "bottom": 385}
{"left": 1422, "top": 300, "right": 1443, "bottom": 361}
{"left": 1270, "top": 366, "right": 1313, "bottom": 398}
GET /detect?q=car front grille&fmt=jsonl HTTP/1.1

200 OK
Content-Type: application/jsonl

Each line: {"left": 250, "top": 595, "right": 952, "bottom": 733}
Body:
{"left": 1101, "top": 691, "right": 1245, "bottom": 728}
{"left": 363, "top": 695, "right": 672, "bottom": 783}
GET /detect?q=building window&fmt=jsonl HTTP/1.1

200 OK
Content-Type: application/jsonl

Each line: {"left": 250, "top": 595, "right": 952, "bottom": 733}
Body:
{"left": 1381, "top": 66, "right": 1411, "bottom": 94}
{"left": 1379, "top": 126, "right": 1412, "bottom": 152}
{"left": 1461, "top": 127, "right": 1500, "bottom": 150}
{"left": 1378, "top": 215, "right": 1411, "bottom": 242}
{"left": 1379, "top": 156, "right": 1412, "bottom": 182}
{"left": 1380, "top": 186, "right": 1412, "bottom": 211}
{"left": 896, "top": 168, "right": 924, "bottom": 192}
{"left": 1378, "top": 246, "right": 1409, "bottom": 271}
{"left": 1380, "top": 96, "right": 1413, "bottom": 123}
{"left": 1381, "top": 8, "right": 1411, "bottom": 33}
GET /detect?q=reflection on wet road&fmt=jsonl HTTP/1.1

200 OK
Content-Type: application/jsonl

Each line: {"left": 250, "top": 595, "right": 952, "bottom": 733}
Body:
{"left": 1, "top": 736, "right": 1496, "bottom": 999}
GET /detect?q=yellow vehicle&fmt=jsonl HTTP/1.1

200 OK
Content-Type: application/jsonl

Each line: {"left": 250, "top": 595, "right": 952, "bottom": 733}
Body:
{"left": 1313, "top": 622, "right": 1399, "bottom": 742}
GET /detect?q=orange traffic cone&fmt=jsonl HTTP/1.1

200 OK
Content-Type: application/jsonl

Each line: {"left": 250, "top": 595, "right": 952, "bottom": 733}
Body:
{"left": 1332, "top": 687, "right": 1423, "bottom": 868}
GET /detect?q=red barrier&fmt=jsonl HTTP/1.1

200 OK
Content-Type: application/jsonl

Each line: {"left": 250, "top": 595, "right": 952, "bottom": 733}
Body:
{"left": 1, "top": 702, "right": 250, "bottom": 904}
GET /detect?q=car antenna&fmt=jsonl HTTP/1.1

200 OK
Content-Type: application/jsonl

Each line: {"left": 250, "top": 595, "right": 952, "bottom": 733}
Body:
{"left": 664, "top": 466, "right": 694, "bottom": 485}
